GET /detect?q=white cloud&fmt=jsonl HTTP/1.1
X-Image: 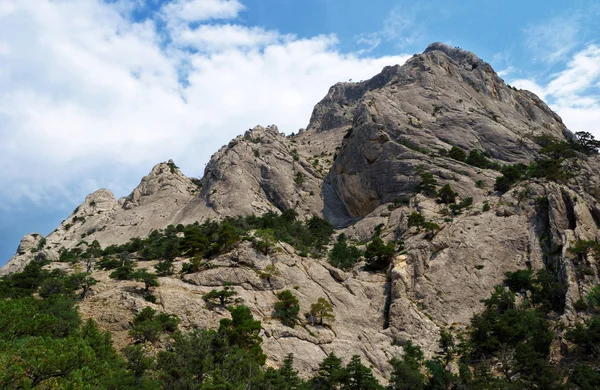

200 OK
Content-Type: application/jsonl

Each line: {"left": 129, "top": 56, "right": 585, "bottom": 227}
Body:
{"left": 511, "top": 79, "right": 546, "bottom": 100}
{"left": 172, "top": 24, "right": 280, "bottom": 50}
{"left": 509, "top": 45, "right": 600, "bottom": 138}
{"left": 161, "top": 0, "right": 244, "bottom": 22}
{"left": 355, "top": 4, "right": 426, "bottom": 53}
{"left": 0, "top": 0, "right": 409, "bottom": 209}
{"left": 524, "top": 15, "right": 581, "bottom": 63}
{"left": 545, "top": 45, "right": 600, "bottom": 99}
{"left": 497, "top": 66, "right": 515, "bottom": 78}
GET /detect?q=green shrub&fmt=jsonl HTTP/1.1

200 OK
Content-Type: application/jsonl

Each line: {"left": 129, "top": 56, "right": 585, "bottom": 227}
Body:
{"left": 130, "top": 307, "right": 179, "bottom": 343}
{"left": 307, "top": 298, "right": 335, "bottom": 326}
{"left": 586, "top": 286, "right": 600, "bottom": 310}
{"left": 364, "top": 237, "right": 396, "bottom": 271}
{"left": 144, "top": 294, "right": 157, "bottom": 303}
{"left": 574, "top": 299, "right": 589, "bottom": 312}
{"left": 465, "top": 149, "right": 501, "bottom": 170}
{"left": 133, "top": 269, "right": 159, "bottom": 291}
{"left": 437, "top": 184, "right": 457, "bottom": 204}
{"left": 448, "top": 146, "right": 466, "bottom": 162}
{"left": 180, "top": 255, "right": 207, "bottom": 274}
{"left": 407, "top": 212, "right": 425, "bottom": 231}
{"left": 109, "top": 260, "right": 135, "bottom": 280}
{"left": 154, "top": 261, "right": 174, "bottom": 276}
{"left": 418, "top": 172, "right": 438, "bottom": 196}
{"left": 203, "top": 286, "right": 238, "bottom": 308}
{"left": 328, "top": 234, "right": 362, "bottom": 270}
{"left": 274, "top": 290, "right": 300, "bottom": 328}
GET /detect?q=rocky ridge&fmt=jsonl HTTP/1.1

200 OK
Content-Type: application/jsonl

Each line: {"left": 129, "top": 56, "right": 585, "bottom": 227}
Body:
{"left": 3, "top": 43, "right": 600, "bottom": 378}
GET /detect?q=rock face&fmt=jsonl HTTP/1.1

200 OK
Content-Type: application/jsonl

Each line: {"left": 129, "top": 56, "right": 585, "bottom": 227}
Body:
{"left": 74, "top": 241, "right": 401, "bottom": 378}
{"left": 319, "top": 43, "right": 567, "bottom": 225}
{"left": 3, "top": 42, "right": 600, "bottom": 378}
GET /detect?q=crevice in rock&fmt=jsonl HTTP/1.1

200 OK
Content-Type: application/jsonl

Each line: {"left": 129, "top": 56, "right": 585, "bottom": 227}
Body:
{"left": 590, "top": 206, "right": 600, "bottom": 229}
{"left": 561, "top": 190, "right": 577, "bottom": 230}
{"left": 382, "top": 275, "right": 392, "bottom": 330}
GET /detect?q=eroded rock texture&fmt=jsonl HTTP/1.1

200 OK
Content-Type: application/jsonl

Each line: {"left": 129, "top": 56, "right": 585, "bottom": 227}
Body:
{"left": 3, "top": 43, "right": 599, "bottom": 378}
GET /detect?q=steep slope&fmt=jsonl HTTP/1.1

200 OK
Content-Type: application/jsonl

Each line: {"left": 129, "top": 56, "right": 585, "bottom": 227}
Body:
{"left": 317, "top": 43, "right": 568, "bottom": 224}
{"left": 2, "top": 42, "right": 600, "bottom": 380}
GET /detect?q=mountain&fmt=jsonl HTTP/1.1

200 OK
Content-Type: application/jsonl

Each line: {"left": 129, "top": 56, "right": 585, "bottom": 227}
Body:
{"left": 2, "top": 43, "right": 600, "bottom": 382}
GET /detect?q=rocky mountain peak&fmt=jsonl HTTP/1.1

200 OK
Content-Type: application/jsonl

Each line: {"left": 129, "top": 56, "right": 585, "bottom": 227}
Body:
{"left": 122, "top": 160, "right": 197, "bottom": 209}
{"left": 423, "top": 42, "right": 485, "bottom": 69}
{"left": 3, "top": 43, "right": 600, "bottom": 384}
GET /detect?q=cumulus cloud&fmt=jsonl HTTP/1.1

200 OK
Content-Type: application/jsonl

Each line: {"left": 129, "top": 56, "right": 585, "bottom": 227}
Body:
{"left": 524, "top": 15, "right": 581, "bottom": 64}
{"left": 355, "top": 4, "right": 427, "bottom": 54}
{"left": 161, "top": 0, "right": 244, "bottom": 22}
{"left": 171, "top": 24, "right": 280, "bottom": 50}
{"left": 509, "top": 45, "right": 600, "bottom": 137}
{"left": 0, "top": 0, "right": 409, "bottom": 210}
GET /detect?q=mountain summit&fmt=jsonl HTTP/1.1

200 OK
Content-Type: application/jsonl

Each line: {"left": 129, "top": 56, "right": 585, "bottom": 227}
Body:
{"left": 3, "top": 43, "right": 600, "bottom": 382}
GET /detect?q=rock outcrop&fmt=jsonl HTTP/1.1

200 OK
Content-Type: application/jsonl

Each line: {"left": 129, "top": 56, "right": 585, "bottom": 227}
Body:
{"left": 3, "top": 42, "right": 600, "bottom": 378}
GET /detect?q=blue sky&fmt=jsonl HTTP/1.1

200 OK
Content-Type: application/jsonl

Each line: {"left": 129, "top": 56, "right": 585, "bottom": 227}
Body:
{"left": 1, "top": 0, "right": 599, "bottom": 265}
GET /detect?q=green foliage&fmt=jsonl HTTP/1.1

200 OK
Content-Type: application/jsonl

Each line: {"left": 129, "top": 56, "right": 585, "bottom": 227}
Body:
{"left": 569, "top": 363, "right": 600, "bottom": 390}
{"left": 406, "top": 210, "right": 439, "bottom": 236}
{"left": 310, "top": 353, "right": 345, "bottom": 389}
{"left": 180, "top": 255, "right": 207, "bottom": 274}
{"left": 389, "top": 341, "right": 427, "bottom": 390}
{"left": 167, "top": 160, "right": 179, "bottom": 173}
{"left": 529, "top": 158, "right": 570, "bottom": 181}
{"left": 133, "top": 269, "right": 159, "bottom": 291}
{"left": 466, "top": 282, "right": 563, "bottom": 388}
{"left": 448, "top": 146, "right": 466, "bottom": 162}
{"left": 465, "top": 149, "right": 501, "bottom": 170}
{"left": 254, "top": 228, "right": 278, "bottom": 255}
{"left": 130, "top": 307, "right": 180, "bottom": 343}
{"left": 482, "top": 200, "right": 490, "bottom": 211}
{"left": 0, "top": 266, "right": 140, "bottom": 388}
{"left": 586, "top": 286, "right": 600, "bottom": 310}
{"left": 566, "top": 316, "right": 600, "bottom": 357}
{"left": 437, "top": 184, "right": 457, "bottom": 204}
{"left": 258, "top": 264, "right": 281, "bottom": 282}
{"left": 308, "top": 297, "right": 335, "bottom": 325}
{"left": 123, "top": 345, "right": 160, "bottom": 388}
{"left": 387, "top": 197, "right": 408, "bottom": 210}
{"left": 97, "top": 256, "right": 121, "bottom": 270}
{"left": 294, "top": 172, "right": 305, "bottom": 185}
{"left": 274, "top": 290, "right": 300, "bottom": 328}
{"left": 494, "top": 174, "right": 513, "bottom": 193}
{"left": 364, "top": 237, "right": 397, "bottom": 271}
{"left": 109, "top": 260, "right": 135, "bottom": 280}
{"left": 417, "top": 172, "right": 438, "bottom": 196}
{"left": 448, "top": 196, "right": 473, "bottom": 215}
{"left": 218, "top": 305, "right": 266, "bottom": 365}
{"left": 328, "top": 233, "right": 363, "bottom": 270}
{"left": 568, "top": 239, "right": 600, "bottom": 259}
{"left": 5, "top": 236, "right": 600, "bottom": 387}
{"left": 503, "top": 269, "right": 566, "bottom": 313}
{"left": 343, "top": 355, "right": 383, "bottom": 390}
{"left": 203, "top": 286, "right": 238, "bottom": 307}
{"left": 422, "top": 221, "right": 440, "bottom": 236}
{"left": 36, "top": 237, "right": 47, "bottom": 251}
{"left": 574, "top": 131, "right": 600, "bottom": 154}
{"left": 97, "top": 211, "right": 334, "bottom": 261}
{"left": 154, "top": 260, "right": 174, "bottom": 276}
{"left": 59, "top": 246, "right": 84, "bottom": 263}
{"left": 407, "top": 212, "right": 425, "bottom": 231}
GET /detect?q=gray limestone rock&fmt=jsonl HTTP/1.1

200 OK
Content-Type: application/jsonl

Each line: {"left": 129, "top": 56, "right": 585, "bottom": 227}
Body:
{"left": 3, "top": 42, "right": 600, "bottom": 379}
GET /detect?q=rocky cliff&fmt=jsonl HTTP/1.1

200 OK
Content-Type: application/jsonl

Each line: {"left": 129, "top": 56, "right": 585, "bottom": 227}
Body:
{"left": 3, "top": 43, "right": 599, "bottom": 379}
